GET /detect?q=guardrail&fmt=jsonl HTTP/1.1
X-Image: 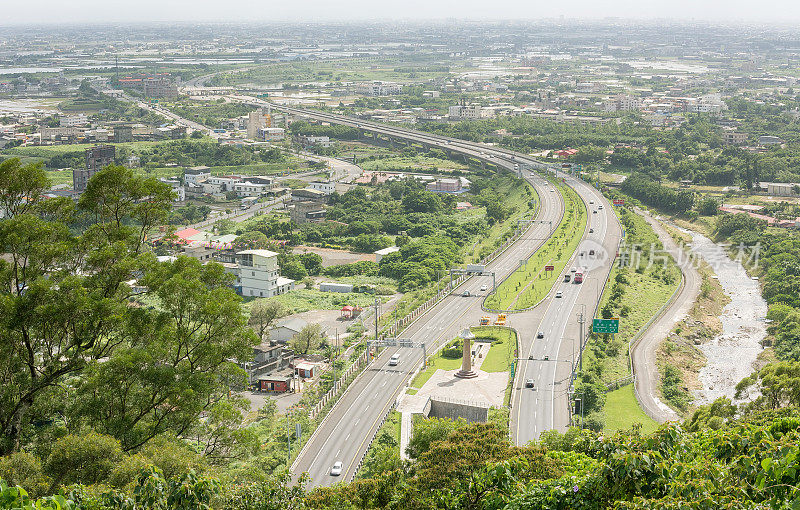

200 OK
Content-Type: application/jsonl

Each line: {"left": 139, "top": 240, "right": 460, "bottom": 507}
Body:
{"left": 308, "top": 349, "right": 370, "bottom": 420}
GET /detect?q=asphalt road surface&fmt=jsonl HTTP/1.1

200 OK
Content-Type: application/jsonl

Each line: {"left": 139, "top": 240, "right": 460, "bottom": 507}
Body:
{"left": 511, "top": 176, "right": 623, "bottom": 445}
{"left": 292, "top": 171, "right": 564, "bottom": 487}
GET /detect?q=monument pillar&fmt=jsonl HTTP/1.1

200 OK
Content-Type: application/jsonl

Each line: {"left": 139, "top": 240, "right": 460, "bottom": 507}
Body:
{"left": 455, "top": 329, "right": 477, "bottom": 379}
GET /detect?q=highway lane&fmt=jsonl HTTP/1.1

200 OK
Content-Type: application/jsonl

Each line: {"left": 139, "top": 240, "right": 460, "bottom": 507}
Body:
{"left": 293, "top": 171, "right": 564, "bottom": 487}
{"left": 512, "top": 175, "right": 622, "bottom": 444}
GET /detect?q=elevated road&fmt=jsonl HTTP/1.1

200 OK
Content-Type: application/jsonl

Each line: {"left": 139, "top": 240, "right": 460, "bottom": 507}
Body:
{"left": 226, "top": 99, "right": 621, "bottom": 481}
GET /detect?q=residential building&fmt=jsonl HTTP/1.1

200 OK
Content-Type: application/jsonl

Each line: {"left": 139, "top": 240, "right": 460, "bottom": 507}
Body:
{"left": 759, "top": 135, "right": 784, "bottom": 146}
{"left": 258, "top": 127, "right": 285, "bottom": 141}
{"left": 355, "top": 81, "right": 402, "bottom": 96}
{"left": 724, "top": 131, "right": 748, "bottom": 145}
{"left": 270, "top": 317, "right": 308, "bottom": 344}
{"left": 427, "top": 177, "right": 470, "bottom": 193}
{"left": 291, "top": 188, "right": 328, "bottom": 203}
{"left": 290, "top": 200, "right": 327, "bottom": 224}
{"left": 114, "top": 125, "right": 133, "bottom": 143}
{"left": 234, "top": 249, "right": 294, "bottom": 298}
{"left": 297, "top": 135, "right": 333, "bottom": 148}
{"left": 448, "top": 103, "right": 495, "bottom": 120}
{"left": 60, "top": 114, "right": 88, "bottom": 127}
{"left": 233, "top": 181, "right": 271, "bottom": 197}
{"left": 159, "top": 178, "right": 185, "bottom": 201}
{"left": 603, "top": 94, "right": 641, "bottom": 112}
{"left": 307, "top": 181, "right": 335, "bottom": 195}
{"left": 184, "top": 166, "right": 211, "bottom": 185}
{"left": 248, "top": 108, "right": 271, "bottom": 139}
{"left": 74, "top": 145, "right": 115, "bottom": 192}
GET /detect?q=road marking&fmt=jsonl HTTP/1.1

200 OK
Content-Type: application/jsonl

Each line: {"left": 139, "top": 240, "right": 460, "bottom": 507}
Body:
{"left": 345, "top": 434, "right": 350, "bottom": 442}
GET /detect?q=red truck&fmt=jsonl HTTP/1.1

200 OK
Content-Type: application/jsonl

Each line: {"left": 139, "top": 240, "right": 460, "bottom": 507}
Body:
{"left": 574, "top": 270, "right": 584, "bottom": 284}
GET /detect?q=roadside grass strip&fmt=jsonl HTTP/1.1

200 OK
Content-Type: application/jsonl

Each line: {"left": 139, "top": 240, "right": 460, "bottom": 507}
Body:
{"left": 485, "top": 180, "right": 587, "bottom": 311}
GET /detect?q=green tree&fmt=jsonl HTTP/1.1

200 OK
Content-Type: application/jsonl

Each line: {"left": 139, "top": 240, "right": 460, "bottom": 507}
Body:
{"left": 291, "top": 324, "right": 324, "bottom": 355}
{"left": 0, "top": 162, "right": 172, "bottom": 454}
{"left": 249, "top": 300, "right": 286, "bottom": 343}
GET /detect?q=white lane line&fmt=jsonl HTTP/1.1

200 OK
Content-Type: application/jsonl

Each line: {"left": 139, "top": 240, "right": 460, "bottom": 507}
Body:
{"left": 336, "top": 449, "right": 341, "bottom": 457}
{"left": 345, "top": 434, "right": 350, "bottom": 442}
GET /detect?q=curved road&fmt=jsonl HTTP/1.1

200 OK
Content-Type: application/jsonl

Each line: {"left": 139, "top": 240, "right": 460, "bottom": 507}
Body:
{"left": 631, "top": 210, "right": 700, "bottom": 423}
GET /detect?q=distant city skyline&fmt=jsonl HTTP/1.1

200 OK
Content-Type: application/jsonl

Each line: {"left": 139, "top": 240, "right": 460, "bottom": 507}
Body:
{"left": 3, "top": 0, "right": 800, "bottom": 25}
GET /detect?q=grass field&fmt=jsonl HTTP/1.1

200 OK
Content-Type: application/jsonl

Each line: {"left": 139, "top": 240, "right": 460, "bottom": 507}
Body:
{"left": 248, "top": 289, "right": 382, "bottom": 315}
{"left": 484, "top": 180, "right": 586, "bottom": 311}
{"left": 359, "top": 155, "right": 469, "bottom": 173}
{"left": 603, "top": 385, "right": 658, "bottom": 434}
{"left": 409, "top": 348, "right": 465, "bottom": 390}
{"left": 473, "top": 327, "right": 517, "bottom": 373}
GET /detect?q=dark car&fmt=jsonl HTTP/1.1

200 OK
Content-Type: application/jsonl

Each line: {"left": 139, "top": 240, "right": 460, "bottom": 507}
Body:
{"left": 537, "top": 331, "right": 544, "bottom": 338}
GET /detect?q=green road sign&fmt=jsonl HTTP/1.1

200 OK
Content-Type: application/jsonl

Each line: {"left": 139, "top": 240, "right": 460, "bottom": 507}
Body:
{"left": 592, "top": 318, "right": 619, "bottom": 334}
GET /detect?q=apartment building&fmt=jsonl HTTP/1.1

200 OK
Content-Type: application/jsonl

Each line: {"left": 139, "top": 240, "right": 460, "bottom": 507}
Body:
{"left": 234, "top": 249, "right": 294, "bottom": 298}
{"left": 355, "top": 81, "right": 402, "bottom": 96}
{"left": 73, "top": 145, "right": 115, "bottom": 192}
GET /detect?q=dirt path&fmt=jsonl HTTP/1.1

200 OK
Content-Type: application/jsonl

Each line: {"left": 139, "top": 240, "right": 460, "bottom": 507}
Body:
{"left": 630, "top": 209, "right": 701, "bottom": 423}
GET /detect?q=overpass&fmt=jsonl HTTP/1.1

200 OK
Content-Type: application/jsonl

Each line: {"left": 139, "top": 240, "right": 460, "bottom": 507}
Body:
{"left": 229, "top": 95, "right": 549, "bottom": 176}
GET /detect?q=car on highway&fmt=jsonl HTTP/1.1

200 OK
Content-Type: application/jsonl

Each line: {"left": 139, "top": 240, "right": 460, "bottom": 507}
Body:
{"left": 330, "top": 461, "right": 343, "bottom": 476}
{"left": 462, "top": 290, "right": 471, "bottom": 297}
{"left": 537, "top": 331, "right": 544, "bottom": 338}
{"left": 563, "top": 274, "right": 571, "bottom": 282}
{"left": 389, "top": 354, "right": 400, "bottom": 366}
{"left": 525, "top": 379, "right": 535, "bottom": 388}
{"left": 571, "top": 267, "right": 577, "bottom": 273}
{"left": 589, "top": 228, "right": 594, "bottom": 233}
{"left": 593, "top": 210, "right": 597, "bottom": 214}
{"left": 589, "top": 249, "right": 596, "bottom": 256}
{"left": 589, "top": 200, "right": 594, "bottom": 204}
{"left": 479, "top": 151, "right": 486, "bottom": 156}
{"left": 480, "top": 285, "right": 487, "bottom": 291}
{"left": 555, "top": 291, "right": 563, "bottom": 298}
{"left": 598, "top": 205, "right": 604, "bottom": 209}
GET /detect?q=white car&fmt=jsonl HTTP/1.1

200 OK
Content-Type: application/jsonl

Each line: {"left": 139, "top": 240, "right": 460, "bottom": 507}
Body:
{"left": 589, "top": 200, "right": 594, "bottom": 204}
{"left": 480, "top": 285, "right": 487, "bottom": 291}
{"left": 330, "top": 461, "right": 343, "bottom": 476}
{"left": 556, "top": 291, "right": 563, "bottom": 298}
{"left": 598, "top": 205, "right": 604, "bottom": 209}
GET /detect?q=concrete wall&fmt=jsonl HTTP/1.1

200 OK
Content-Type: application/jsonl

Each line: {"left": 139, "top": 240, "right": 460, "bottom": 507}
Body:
{"left": 427, "top": 397, "right": 488, "bottom": 423}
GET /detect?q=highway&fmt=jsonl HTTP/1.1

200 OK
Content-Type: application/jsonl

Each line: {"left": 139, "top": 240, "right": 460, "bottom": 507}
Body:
{"left": 511, "top": 177, "right": 622, "bottom": 444}
{"left": 134, "top": 93, "right": 655, "bottom": 468}
{"left": 226, "top": 99, "right": 625, "bottom": 480}
{"left": 292, "top": 170, "right": 565, "bottom": 487}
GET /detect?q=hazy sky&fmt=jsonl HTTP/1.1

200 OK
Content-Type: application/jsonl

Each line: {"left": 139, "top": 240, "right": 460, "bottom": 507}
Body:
{"left": 4, "top": 0, "right": 800, "bottom": 24}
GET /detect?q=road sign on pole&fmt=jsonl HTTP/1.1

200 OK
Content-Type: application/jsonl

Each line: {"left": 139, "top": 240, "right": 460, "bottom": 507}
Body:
{"left": 592, "top": 318, "right": 619, "bottom": 334}
{"left": 544, "top": 265, "right": 555, "bottom": 272}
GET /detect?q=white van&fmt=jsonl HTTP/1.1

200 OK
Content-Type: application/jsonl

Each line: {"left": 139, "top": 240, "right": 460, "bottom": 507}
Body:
{"left": 389, "top": 354, "right": 400, "bottom": 366}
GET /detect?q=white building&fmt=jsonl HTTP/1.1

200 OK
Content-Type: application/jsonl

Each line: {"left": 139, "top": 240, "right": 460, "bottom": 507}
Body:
{"left": 448, "top": 104, "right": 495, "bottom": 120}
{"left": 259, "top": 127, "right": 285, "bottom": 141}
{"left": 603, "top": 94, "right": 641, "bottom": 112}
{"left": 235, "top": 249, "right": 294, "bottom": 298}
{"left": 234, "top": 181, "right": 271, "bottom": 197}
{"left": 307, "top": 181, "right": 335, "bottom": 195}
{"left": 159, "top": 177, "right": 185, "bottom": 201}
{"left": 355, "top": 81, "right": 402, "bottom": 96}
{"left": 184, "top": 166, "right": 211, "bottom": 185}
{"left": 60, "top": 114, "right": 89, "bottom": 127}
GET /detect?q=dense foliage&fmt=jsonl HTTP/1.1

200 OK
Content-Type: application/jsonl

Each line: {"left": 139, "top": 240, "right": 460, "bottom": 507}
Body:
{"left": 5, "top": 403, "right": 800, "bottom": 509}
